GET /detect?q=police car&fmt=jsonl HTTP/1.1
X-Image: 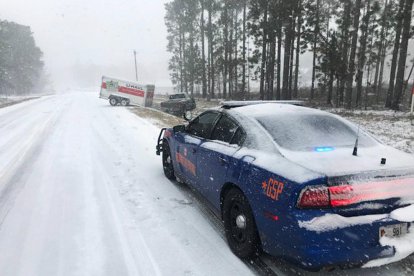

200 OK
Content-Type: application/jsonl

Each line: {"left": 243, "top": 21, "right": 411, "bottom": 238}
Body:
{"left": 156, "top": 101, "right": 414, "bottom": 270}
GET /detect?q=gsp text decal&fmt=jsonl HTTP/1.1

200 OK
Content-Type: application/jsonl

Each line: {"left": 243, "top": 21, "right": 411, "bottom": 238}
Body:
{"left": 176, "top": 152, "right": 196, "bottom": 176}
{"left": 262, "top": 178, "right": 284, "bottom": 201}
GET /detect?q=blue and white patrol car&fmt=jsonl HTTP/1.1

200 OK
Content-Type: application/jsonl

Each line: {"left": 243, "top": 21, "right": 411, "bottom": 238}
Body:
{"left": 156, "top": 101, "right": 414, "bottom": 270}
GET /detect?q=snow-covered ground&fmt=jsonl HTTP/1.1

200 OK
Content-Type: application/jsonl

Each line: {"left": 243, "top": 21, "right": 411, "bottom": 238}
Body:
{"left": 0, "top": 96, "right": 38, "bottom": 108}
{"left": 0, "top": 92, "right": 252, "bottom": 275}
{"left": 0, "top": 92, "right": 413, "bottom": 276}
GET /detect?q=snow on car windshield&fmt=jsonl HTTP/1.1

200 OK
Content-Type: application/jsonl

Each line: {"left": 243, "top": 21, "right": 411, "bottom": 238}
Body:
{"left": 257, "top": 114, "right": 377, "bottom": 151}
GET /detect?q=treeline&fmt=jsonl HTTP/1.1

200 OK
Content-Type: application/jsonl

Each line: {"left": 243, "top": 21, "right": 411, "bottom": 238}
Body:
{"left": 0, "top": 20, "right": 44, "bottom": 96}
{"left": 165, "top": 0, "right": 414, "bottom": 110}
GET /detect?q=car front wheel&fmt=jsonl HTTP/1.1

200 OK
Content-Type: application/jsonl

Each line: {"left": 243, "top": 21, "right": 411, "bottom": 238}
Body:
{"left": 162, "top": 141, "right": 175, "bottom": 180}
{"left": 223, "top": 188, "right": 261, "bottom": 259}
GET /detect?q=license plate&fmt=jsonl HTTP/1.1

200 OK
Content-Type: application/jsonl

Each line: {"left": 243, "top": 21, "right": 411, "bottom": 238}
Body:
{"left": 379, "top": 223, "right": 408, "bottom": 239}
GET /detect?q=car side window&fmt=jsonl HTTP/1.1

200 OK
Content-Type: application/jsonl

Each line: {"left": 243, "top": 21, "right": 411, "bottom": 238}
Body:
{"left": 230, "top": 128, "right": 246, "bottom": 146}
{"left": 187, "top": 112, "right": 220, "bottom": 139}
{"left": 211, "top": 115, "right": 239, "bottom": 144}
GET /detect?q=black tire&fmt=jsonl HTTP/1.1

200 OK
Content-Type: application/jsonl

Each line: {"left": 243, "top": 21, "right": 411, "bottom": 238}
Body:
{"left": 223, "top": 188, "right": 261, "bottom": 259}
{"left": 162, "top": 141, "right": 176, "bottom": 180}
{"left": 109, "top": 98, "right": 117, "bottom": 106}
{"left": 120, "top": 99, "right": 128, "bottom": 106}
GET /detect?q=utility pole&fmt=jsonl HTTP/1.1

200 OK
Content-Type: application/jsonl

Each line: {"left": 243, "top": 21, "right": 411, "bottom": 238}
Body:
{"left": 133, "top": 50, "right": 138, "bottom": 81}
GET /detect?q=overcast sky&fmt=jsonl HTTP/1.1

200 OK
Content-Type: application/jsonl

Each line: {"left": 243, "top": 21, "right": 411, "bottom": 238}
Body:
{"left": 0, "top": 0, "right": 172, "bottom": 89}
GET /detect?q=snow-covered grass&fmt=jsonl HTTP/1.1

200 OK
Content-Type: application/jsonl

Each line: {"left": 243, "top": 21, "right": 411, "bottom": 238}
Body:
{"left": 328, "top": 109, "right": 414, "bottom": 154}
{"left": 0, "top": 96, "right": 38, "bottom": 108}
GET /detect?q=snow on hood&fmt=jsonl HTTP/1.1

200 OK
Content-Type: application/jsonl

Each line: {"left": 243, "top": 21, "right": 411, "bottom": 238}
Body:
{"left": 280, "top": 145, "right": 414, "bottom": 177}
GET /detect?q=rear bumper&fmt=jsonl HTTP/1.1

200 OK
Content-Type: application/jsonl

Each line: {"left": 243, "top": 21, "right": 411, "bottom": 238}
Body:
{"left": 286, "top": 239, "right": 395, "bottom": 270}
{"left": 261, "top": 212, "right": 412, "bottom": 270}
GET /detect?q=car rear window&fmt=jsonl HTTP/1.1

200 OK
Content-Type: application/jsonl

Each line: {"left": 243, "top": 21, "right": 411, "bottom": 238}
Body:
{"left": 256, "top": 114, "right": 377, "bottom": 151}
{"left": 169, "top": 94, "right": 186, "bottom": 99}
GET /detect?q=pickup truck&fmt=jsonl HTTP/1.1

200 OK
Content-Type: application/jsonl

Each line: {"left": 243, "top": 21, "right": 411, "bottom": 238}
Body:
{"left": 160, "top": 93, "right": 196, "bottom": 115}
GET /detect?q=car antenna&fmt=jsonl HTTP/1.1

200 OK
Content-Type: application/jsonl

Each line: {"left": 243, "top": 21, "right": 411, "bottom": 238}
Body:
{"left": 352, "top": 125, "right": 360, "bottom": 156}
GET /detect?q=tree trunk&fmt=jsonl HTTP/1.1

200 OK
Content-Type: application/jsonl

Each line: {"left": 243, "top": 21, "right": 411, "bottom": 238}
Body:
{"left": 288, "top": 23, "right": 295, "bottom": 98}
{"left": 386, "top": 0, "right": 405, "bottom": 108}
{"left": 179, "top": 25, "right": 184, "bottom": 93}
{"left": 189, "top": 32, "right": 195, "bottom": 96}
{"left": 373, "top": 0, "right": 388, "bottom": 100}
{"left": 242, "top": 0, "right": 247, "bottom": 97}
{"left": 293, "top": 0, "right": 302, "bottom": 99}
{"left": 268, "top": 36, "right": 276, "bottom": 100}
{"left": 234, "top": 10, "right": 239, "bottom": 96}
{"left": 229, "top": 9, "right": 234, "bottom": 99}
{"left": 182, "top": 31, "right": 188, "bottom": 93}
{"left": 356, "top": 0, "right": 371, "bottom": 108}
{"left": 365, "top": 62, "right": 371, "bottom": 110}
{"left": 338, "top": 0, "right": 352, "bottom": 107}
{"left": 345, "top": 0, "right": 362, "bottom": 109}
{"left": 259, "top": 2, "right": 269, "bottom": 100}
{"left": 223, "top": 3, "right": 229, "bottom": 99}
{"left": 201, "top": 0, "right": 207, "bottom": 98}
{"left": 392, "top": 0, "right": 413, "bottom": 110}
{"left": 208, "top": 0, "right": 214, "bottom": 99}
{"left": 276, "top": 23, "right": 282, "bottom": 100}
{"left": 310, "top": 0, "right": 320, "bottom": 101}
{"left": 377, "top": 39, "right": 387, "bottom": 103}
{"left": 282, "top": 8, "right": 294, "bottom": 100}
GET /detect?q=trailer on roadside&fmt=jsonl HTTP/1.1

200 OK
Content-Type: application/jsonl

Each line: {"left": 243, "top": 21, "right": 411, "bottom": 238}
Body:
{"left": 99, "top": 76, "right": 154, "bottom": 107}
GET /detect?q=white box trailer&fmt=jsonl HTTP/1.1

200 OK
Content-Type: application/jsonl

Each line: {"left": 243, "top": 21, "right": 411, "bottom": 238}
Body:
{"left": 99, "top": 76, "right": 154, "bottom": 107}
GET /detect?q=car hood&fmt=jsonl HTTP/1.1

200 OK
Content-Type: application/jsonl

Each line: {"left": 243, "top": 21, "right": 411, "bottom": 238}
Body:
{"left": 280, "top": 145, "right": 414, "bottom": 177}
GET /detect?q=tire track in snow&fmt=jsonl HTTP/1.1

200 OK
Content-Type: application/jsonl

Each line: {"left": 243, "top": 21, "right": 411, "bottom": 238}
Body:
{"left": 0, "top": 97, "right": 70, "bottom": 229}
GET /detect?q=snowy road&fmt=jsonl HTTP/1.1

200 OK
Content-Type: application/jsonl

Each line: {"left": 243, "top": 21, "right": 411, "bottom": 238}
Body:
{"left": 0, "top": 93, "right": 253, "bottom": 276}
{"left": 0, "top": 92, "right": 413, "bottom": 276}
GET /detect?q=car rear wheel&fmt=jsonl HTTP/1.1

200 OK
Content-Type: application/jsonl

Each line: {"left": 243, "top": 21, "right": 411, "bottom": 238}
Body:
{"left": 162, "top": 141, "right": 175, "bottom": 180}
{"left": 120, "top": 99, "right": 128, "bottom": 106}
{"left": 223, "top": 188, "right": 261, "bottom": 259}
{"left": 109, "top": 98, "right": 117, "bottom": 106}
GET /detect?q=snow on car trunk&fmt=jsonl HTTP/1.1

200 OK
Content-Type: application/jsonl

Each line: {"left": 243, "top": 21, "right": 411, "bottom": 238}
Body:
{"left": 280, "top": 145, "right": 414, "bottom": 178}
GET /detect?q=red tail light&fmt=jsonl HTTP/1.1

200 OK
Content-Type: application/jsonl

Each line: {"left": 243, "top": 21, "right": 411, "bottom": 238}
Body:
{"left": 297, "top": 177, "right": 414, "bottom": 208}
{"left": 297, "top": 186, "right": 330, "bottom": 208}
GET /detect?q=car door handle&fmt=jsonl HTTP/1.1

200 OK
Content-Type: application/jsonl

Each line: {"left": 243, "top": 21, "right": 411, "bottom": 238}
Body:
{"left": 219, "top": 156, "right": 228, "bottom": 165}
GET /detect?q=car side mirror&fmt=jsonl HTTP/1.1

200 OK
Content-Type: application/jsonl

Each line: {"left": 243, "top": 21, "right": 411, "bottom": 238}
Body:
{"left": 173, "top": 125, "right": 186, "bottom": 133}
{"left": 183, "top": 111, "right": 193, "bottom": 121}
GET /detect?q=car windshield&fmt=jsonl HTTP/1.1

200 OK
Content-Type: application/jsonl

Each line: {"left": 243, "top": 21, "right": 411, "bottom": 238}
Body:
{"left": 257, "top": 114, "right": 377, "bottom": 151}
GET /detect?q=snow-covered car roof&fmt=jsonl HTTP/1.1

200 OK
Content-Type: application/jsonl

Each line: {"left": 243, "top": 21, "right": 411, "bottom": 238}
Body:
{"left": 226, "top": 103, "right": 374, "bottom": 148}
{"left": 227, "top": 102, "right": 326, "bottom": 118}
{"left": 225, "top": 103, "right": 414, "bottom": 177}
